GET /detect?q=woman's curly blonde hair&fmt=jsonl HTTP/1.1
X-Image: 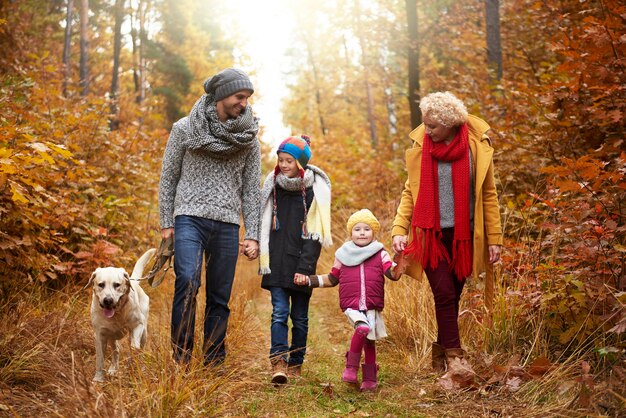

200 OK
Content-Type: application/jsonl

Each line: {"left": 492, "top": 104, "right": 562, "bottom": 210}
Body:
{"left": 419, "top": 91, "right": 468, "bottom": 127}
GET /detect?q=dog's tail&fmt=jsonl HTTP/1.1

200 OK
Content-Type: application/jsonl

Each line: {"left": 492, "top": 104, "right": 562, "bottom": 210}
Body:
{"left": 131, "top": 248, "right": 157, "bottom": 281}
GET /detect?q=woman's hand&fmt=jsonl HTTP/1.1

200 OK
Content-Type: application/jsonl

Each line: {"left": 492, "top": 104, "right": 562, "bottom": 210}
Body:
{"left": 488, "top": 245, "right": 501, "bottom": 264}
{"left": 294, "top": 273, "right": 309, "bottom": 286}
{"left": 392, "top": 235, "right": 408, "bottom": 254}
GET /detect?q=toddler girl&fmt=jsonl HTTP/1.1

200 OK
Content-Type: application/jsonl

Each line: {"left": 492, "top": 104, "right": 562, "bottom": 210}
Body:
{"left": 295, "top": 209, "right": 399, "bottom": 391}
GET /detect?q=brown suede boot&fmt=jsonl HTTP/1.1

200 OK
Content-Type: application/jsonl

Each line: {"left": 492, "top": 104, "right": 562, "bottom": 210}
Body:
{"left": 288, "top": 364, "right": 302, "bottom": 377}
{"left": 271, "top": 358, "right": 288, "bottom": 385}
{"left": 444, "top": 348, "right": 466, "bottom": 361}
{"left": 432, "top": 342, "right": 446, "bottom": 372}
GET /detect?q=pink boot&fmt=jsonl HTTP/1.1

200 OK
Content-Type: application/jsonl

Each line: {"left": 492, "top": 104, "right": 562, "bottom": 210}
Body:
{"left": 360, "top": 363, "right": 379, "bottom": 391}
{"left": 342, "top": 351, "right": 361, "bottom": 384}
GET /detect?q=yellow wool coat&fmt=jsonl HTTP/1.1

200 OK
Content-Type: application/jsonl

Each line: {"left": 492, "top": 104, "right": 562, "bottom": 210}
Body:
{"left": 392, "top": 115, "right": 503, "bottom": 308}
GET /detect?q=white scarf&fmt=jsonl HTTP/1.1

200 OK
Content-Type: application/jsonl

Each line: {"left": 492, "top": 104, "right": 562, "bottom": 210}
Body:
{"left": 259, "top": 164, "right": 332, "bottom": 274}
{"left": 335, "top": 240, "right": 384, "bottom": 266}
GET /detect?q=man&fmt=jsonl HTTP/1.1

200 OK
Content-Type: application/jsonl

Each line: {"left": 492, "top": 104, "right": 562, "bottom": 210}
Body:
{"left": 159, "top": 68, "right": 261, "bottom": 366}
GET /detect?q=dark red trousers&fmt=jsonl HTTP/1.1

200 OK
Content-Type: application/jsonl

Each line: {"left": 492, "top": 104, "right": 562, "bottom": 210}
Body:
{"left": 424, "top": 228, "right": 466, "bottom": 349}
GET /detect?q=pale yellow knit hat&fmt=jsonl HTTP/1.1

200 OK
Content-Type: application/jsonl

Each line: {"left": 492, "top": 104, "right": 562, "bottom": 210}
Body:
{"left": 346, "top": 209, "right": 380, "bottom": 234}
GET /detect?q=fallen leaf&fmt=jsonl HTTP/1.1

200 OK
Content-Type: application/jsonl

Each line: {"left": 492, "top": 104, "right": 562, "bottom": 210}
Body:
{"left": 392, "top": 252, "right": 410, "bottom": 279}
{"left": 557, "top": 380, "right": 576, "bottom": 395}
{"left": 320, "top": 382, "right": 334, "bottom": 398}
{"left": 528, "top": 356, "right": 552, "bottom": 377}
{"left": 506, "top": 376, "right": 523, "bottom": 392}
{"left": 437, "top": 357, "right": 477, "bottom": 391}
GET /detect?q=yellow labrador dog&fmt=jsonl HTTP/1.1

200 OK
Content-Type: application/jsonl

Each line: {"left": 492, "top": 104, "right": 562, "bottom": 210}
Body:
{"left": 89, "top": 248, "right": 155, "bottom": 382}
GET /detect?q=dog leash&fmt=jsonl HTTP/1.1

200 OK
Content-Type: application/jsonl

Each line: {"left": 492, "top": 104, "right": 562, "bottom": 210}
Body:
{"left": 143, "top": 236, "right": 175, "bottom": 288}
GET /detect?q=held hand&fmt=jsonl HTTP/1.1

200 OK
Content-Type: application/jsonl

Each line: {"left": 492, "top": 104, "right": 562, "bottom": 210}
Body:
{"left": 240, "top": 240, "right": 259, "bottom": 260}
{"left": 392, "top": 235, "right": 408, "bottom": 254}
{"left": 488, "top": 245, "right": 501, "bottom": 264}
{"left": 161, "top": 228, "right": 174, "bottom": 240}
{"left": 294, "top": 273, "right": 309, "bottom": 286}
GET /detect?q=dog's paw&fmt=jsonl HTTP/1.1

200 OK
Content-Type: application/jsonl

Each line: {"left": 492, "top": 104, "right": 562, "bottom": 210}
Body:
{"left": 93, "top": 372, "right": 106, "bottom": 383}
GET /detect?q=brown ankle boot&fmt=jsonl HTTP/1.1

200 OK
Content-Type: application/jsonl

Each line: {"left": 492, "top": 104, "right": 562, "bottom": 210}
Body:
{"left": 271, "top": 358, "right": 288, "bottom": 385}
{"left": 432, "top": 342, "right": 446, "bottom": 372}
{"left": 288, "top": 364, "right": 302, "bottom": 377}
{"left": 444, "top": 348, "right": 466, "bottom": 362}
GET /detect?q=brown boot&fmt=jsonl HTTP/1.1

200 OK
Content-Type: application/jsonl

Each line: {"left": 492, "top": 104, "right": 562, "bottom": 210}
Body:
{"left": 271, "top": 358, "right": 288, "bottom": 385}
{"left": 444, "top": 348, "right": 466, "bottom": 362}
{"left": 432, "top": 342, "right": 446, "bottom": 372}
{"left": 288, "top": 364, "right": 302, "bottom": 377}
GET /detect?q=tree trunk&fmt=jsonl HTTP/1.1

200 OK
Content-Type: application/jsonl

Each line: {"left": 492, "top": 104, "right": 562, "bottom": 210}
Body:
{"left": 355, "top": 0, "right": 378, "bottom": 148}
{"left": 79, "top": 0, "right": 89, "bottom": 96}
{"left": 405, "top": 0, "right": 421, "bottom": 129}
{"left": 305, "top": 39, "right": 327, "bottom": 137}
{"left": 138, "top": 0, "right": 147, "bottom": 104}
{"left": 130, "top": 2, "right": 140, "bottom": 101}
{"left": 485, "top": 0, "right": 503, "bottom": 81}
{"left": 110, "top": 0, "right": 125, "bottom": 131}
{"left": 62, "top": 0, "right": 73, "bottom": 97}
{"left": 382, "top": 66, "right": 397, "bottom": 137}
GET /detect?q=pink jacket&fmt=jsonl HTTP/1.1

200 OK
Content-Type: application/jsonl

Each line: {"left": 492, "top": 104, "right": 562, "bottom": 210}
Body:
{"left": 331, "top": 249, "right": 393, "bottom": 311}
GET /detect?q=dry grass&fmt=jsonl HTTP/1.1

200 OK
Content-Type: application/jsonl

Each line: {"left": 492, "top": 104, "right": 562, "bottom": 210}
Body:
{"left": 0, "top": 241, "right": 623, "bottom": 417}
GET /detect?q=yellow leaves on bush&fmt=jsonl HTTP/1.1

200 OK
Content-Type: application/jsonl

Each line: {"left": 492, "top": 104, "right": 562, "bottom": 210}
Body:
{"left": 9, "top": 181, "right": 29, "bottom": 204}
{"left": 1, "top": 62, "right": 164, "bottom": 288}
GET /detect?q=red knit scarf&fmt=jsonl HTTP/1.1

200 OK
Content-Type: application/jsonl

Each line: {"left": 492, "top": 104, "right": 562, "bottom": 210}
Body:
{"left": 404, "top": 123, "right": 472, "bottom": 280}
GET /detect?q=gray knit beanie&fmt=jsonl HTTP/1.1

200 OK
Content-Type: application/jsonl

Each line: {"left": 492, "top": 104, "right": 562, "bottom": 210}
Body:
{"left": 203, "top": 68, "right": 254, "bottom": 102}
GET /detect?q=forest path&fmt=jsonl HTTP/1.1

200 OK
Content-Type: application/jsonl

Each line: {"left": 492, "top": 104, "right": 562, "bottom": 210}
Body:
{"left": 159, "top": 258, "right": 534, "bottom": 417}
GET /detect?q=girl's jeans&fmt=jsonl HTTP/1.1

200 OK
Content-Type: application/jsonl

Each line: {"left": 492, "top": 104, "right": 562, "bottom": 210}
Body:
{"left": 268, "top": 287, "right": 311, "bottom": 366}
{"left": 424, "top": 227, "right": 466, "bottom": 349}
{"left": 171, "top": 215, "right": 239, "bottom": 365}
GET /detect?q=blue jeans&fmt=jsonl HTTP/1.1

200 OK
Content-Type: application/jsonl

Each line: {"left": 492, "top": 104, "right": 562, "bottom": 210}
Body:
{"left": 171, "top": 215, "right": 239, "bottom": 365}
{"left": 269, "top": 287, "right": 311, "bottom": 366}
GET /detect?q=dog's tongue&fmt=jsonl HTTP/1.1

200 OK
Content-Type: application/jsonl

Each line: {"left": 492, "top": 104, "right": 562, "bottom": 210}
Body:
{"left": 103, "top": 308, "right": 115, "bottom": 318}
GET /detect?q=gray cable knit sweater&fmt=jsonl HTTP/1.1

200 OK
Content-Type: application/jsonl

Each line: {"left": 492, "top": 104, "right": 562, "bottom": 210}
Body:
{"left": 158, "top": 116, "right": 261, "bottom": 241}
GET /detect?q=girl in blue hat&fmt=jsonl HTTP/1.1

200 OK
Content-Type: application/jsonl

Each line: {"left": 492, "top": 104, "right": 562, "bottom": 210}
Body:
{"left": 258, "top": 135, "right": 332, "bottom": 384}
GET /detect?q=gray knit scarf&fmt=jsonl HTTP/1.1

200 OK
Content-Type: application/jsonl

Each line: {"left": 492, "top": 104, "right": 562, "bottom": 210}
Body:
{"left": 270, "top": 169, "right": 315, "bottom": 194}
{"left": 185, "top": 93, "right": 259, "bottom": 157}
{"left": 335, "top": 240, "right": 384, "bottom": 266}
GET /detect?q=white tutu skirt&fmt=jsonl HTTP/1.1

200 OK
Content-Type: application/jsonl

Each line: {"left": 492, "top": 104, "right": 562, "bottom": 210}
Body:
{"left": 344, "top": 308, "right": 388, "bottom": 341}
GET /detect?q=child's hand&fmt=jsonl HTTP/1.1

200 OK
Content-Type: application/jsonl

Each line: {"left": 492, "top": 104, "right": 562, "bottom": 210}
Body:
{"left": 294, "top": 273, "right": 309, "bottom": 286}
{"left": 239, "top": 240, "right": 259, "bottom": 260}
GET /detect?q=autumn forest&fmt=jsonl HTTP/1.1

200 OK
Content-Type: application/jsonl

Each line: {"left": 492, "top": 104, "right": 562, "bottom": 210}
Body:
{"left": 0, "top": 0, "right": 625, "bottom": 416}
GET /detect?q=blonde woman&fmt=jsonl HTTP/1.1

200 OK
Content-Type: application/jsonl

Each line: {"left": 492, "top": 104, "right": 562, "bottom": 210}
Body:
{"left": 392, "top": 92, "right": 503, "bottom": 372}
